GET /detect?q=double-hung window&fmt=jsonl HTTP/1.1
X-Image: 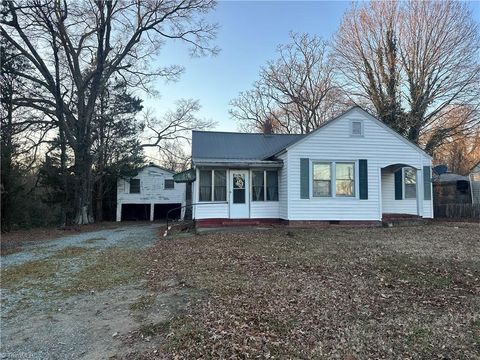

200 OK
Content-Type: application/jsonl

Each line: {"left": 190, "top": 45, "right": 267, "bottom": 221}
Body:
{"left": 312, "top": 161, "right": 355, "bottom": 197}
{"left": 164, "top": 179, "right": 174, "bottom": 189}
{"left": 130, "top": 179, "right": 140, "bottom": 193}
{"left": 199, "top": 169, "right": 227, "bottom": 202}
{"left": 336, "top": 162, "right": 355, "bottom": 197}
{"left": 404, "top": 167, "right": 417, "bottom": 198}
{"left": 252, "top": 170, "right": 278, "bottom": 201}
{"left": 313, "top": 163, "right": 332, "bottom": 197}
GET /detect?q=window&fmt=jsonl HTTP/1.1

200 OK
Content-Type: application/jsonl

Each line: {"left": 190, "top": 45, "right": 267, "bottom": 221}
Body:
{"left": 252, "top": 171, "right": 265, "bottom": 201}
{"left": 313, "top": 163, "right": 332, "bottom": 197}
{"left": 336, "top": 162, "right": 355, "bottom": 197}
{"left": 404, "top": 167, "right": 416, "bottom": 198}
{"left": 199, "top": 169, "right": 227, "bottom": 202}
{"left": 130, "top": 179, "right": 140, "bottom": 193}
{"left": 214, "top": 170, "right": 227, "bottom": 201}
{"left": 266, "top": 170, "right": 279, "bottom": 201}
{"left": 164, "top": 179, "right": 174, "bottom": 189}
{"left": 351, "top": 120, "right": 363, "bottom": 136}
{"left": 199, "top": 170, "right": 212, "bottom": 201}
{"left": 251, "top": 170, "right": 278, "bottom": 201}
{"left": 313, "top": 161, "right": 356, "bottom": 197}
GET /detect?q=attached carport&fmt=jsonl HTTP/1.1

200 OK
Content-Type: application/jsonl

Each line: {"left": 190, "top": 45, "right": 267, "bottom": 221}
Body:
{"left": 154, "top": 203, "right": 181, "bottom": 220}
{"left": 121, "top": 204, "right": 151, "bottom": 221}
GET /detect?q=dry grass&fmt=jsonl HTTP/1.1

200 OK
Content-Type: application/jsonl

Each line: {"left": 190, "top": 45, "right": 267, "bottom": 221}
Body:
{"left": 2, "top": 247, "right": 146, "bottom": 296}
{"left": 141, "top": 223, "right": 480, "bottom": 359}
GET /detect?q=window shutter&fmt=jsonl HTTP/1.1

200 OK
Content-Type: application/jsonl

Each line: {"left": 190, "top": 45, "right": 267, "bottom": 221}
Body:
{"left": 359, "top": 159, "right": 368, "bottom": 199}
{"left": 394, "top": 170, "right": 403, "bottom": 200}
{"left": 423, "top": 166, "right": 432, "bottom": 200}
{"left": 300, "top": 158, "right": 309, "bottom": 199}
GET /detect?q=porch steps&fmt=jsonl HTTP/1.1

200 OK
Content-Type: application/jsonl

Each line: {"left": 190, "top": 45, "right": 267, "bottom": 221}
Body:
{"left": 382, "top": 213, "right": 425, "bottom": 227}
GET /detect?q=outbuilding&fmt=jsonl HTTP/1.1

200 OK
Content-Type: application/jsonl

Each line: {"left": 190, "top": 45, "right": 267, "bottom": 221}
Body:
{"left": 116, "top": 164, "right": 186, "bottom": 221}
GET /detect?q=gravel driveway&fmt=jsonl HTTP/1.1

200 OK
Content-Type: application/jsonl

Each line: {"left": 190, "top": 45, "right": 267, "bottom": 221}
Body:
{"left": 1, "top": 223, "right": 183, "bottom": 360}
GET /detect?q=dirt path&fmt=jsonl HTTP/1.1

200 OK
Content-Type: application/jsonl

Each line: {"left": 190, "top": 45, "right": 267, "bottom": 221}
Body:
{"left": 1, "top": 223, "right": 186, "bottom": 359}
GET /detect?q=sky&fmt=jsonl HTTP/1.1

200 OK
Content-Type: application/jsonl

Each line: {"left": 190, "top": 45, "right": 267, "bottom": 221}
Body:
{"left": 143, "top": 1, "right": 353, "bottom": 133}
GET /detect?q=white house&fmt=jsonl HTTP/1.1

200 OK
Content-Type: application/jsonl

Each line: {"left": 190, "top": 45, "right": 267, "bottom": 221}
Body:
{"left": 190, "top": 107, "right": 433, "bottom": 226}
{"left": 116, "top": 164, "right": 186, "bottom": 221}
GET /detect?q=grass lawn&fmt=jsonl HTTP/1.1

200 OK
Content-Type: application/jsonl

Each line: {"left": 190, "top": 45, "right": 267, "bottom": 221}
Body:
{"left": 143, "top": 223, "right": 480, "bottom": 359}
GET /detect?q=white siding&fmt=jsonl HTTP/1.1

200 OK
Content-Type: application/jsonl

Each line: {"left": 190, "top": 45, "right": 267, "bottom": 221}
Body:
{"left": 250, "top": 202, "right": 280, "bottom": 218}
{"left": 278, "top": 153, "right": 288, "bottom": 220}
{"left": 286, "top": 108, "right": 432, "bottom": 220}
{"left": 195, "top": 203, "right": 229, "bottom": 219}
{"left": 116, "top": 166, "right": 186, "bottom": 221}
{"left": 381, "top": 171, "right": 417, "bottom": 215}
{"left": 470, "top": 164, "right": 480, "bottom": 204}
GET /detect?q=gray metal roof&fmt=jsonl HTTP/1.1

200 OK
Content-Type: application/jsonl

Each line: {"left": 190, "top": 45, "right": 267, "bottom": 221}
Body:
{"left": 192, "top": 131, "right": 304, "bottom": 160}
{"left": 434, "top": 173, "right": 470, "bottom": 183}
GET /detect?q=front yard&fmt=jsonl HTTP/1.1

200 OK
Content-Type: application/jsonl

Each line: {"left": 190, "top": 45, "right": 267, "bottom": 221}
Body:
{"left": 1, "top": 222, "right": 479, "bottom": 359}
{"left": 142, "top": 223, "right": 480, "bottom": 359}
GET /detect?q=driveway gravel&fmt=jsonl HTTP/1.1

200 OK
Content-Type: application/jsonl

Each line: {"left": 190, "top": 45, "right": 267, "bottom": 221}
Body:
{"left": 0, "top": 223, "right": 182, "bottom": 360}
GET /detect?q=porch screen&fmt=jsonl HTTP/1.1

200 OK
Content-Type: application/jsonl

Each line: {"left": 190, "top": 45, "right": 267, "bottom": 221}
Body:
{"left": 252, "top": 171, "right": 265, "bottom": 201}
{"left": 214, "top": 170, "right": 227, "bottom": 201}
{"left": 199, "top": 170, "right": 212, "bottom": 201}
{"left": 266, "top": 170, "right": 279, "bottom": 201}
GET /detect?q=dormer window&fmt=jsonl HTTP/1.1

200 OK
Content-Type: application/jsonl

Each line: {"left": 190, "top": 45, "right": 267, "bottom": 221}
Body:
{"left": 351, "top": 120, "right": 363, "bottom": 137}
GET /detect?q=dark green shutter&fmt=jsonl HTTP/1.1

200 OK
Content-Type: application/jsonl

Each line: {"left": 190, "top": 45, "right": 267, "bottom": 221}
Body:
{"left": 423, "top": 166, "right": 431, "bottom": 200}
{"left": 394, "top": 170, "right": 403, "bottom": 200}
{"left": 359, "top": 159, "right": 368, "bottom": 199}
{"left": 300, "top": 158, "right": 309, "bottom": 199}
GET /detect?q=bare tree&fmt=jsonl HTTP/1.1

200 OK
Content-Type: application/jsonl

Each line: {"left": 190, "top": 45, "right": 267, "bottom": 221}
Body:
{"left": 1, "top": 0, "right": 218, "bottom": 224}
{"left": 333, "top": 0, "right": 480, "bottom": 152}
{"left": 142, "top": 98, "right": 215, "bottom": 169}
{"left": 430, "top": 106, "right": 480, "bottom": 175}
{"left": 230, "top": 32, "right": 348, "bottom": 134}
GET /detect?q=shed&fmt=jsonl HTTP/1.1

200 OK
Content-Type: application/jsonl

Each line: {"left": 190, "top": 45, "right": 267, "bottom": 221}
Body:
{"left": 116, "top": 165, "right": 186, "bottom": 221}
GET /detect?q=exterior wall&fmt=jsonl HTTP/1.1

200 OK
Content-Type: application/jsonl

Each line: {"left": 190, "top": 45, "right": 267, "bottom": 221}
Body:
{"left": 381, "top": 171, "right": 417, "bottom": 215}
{"left": 470, "top": 165, "right": 480, "bottom": 204}
{"left": 285, "top": 108, "right": 433, "bottom": 220}
{"left": 116, "top": 166, "right": 186, "bottom": 221}
{"left": 192, "top": 167, "right": 282, "bottom": 220}
{"left": 278, "top": 153, "right": 288, "bottom": 220}
{"left": 193, "top": 167, "right": 229, "bottom": 220}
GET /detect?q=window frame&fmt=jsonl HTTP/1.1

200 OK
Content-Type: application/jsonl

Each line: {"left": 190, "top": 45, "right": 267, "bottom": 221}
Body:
{"left": 164, "top": 179, "right": 175, "bottom": 190}
{"left": 311, "top": 160, "right": 357, "bottom": 199}
{"left": 251, "top": 169, "right": 279, "bottom": 202}
{"left": 350, "top": 120, "right": 364, "bottom": 137}
{"left": 129, "top": 178, "right": 141, "bottom": 194}
{"left": 198, "top": 169, "right": 227, "bottom": 203}
{"left": 312, "top": 162, "right": 332, "bottom": 198}
{"left": 403, "top": 167, "right": 417, "bottom": 199}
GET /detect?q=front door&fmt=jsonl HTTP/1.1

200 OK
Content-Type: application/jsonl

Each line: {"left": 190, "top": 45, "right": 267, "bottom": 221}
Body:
{"left": 230, "top": 170, "right": 249, "bottom": 218}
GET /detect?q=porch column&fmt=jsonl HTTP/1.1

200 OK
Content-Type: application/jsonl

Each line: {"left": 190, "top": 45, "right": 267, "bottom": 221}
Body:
{"left": 116, "top": 203, "right": 122, "bottom": 222}
{"left": 150, "top": 203, "right": 155, "bottom": 221}
{"left": 416, "top": 168, "right": 424, "bottom": 217}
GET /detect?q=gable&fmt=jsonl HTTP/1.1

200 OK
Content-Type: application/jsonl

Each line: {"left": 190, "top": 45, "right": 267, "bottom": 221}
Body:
{"left": 285, "top": 108, "right": 431, "bottom": 168}
{"left": 284, "top": 107, "right": 432, "bottom": 161}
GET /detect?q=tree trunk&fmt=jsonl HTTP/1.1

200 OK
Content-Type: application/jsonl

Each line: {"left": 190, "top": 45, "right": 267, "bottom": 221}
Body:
{"left": 73, "top": 145, "right": 94, "bottom": 225}
{"left": 95, "top": 177, "right": 104, "bottom": 222}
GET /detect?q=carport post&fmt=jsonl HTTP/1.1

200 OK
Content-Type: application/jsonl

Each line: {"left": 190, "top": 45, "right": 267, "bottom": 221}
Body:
{"left": 116, "top": 203, "right": 122, "bottom": 222}
{"left": 150, "top": 203, "right": 154, "bottom": 221}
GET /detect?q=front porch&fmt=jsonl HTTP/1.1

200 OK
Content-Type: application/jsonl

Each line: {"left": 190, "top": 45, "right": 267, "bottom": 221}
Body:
{"left": 380, "top": 163, "right": 432, "bottom": 219}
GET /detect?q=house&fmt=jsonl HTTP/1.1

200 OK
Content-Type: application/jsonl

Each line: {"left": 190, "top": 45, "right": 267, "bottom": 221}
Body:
{"left": 469, "top": 161, "right": 480, "bottom": 204}
{"left": 190, "top": 107, "right": 433, "bottom": 226}
{"left": 116, "top": 164, "right": 186, "bottom": 221}
{"left": 433, "top": 172, "right": 471, "bottom": 205}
